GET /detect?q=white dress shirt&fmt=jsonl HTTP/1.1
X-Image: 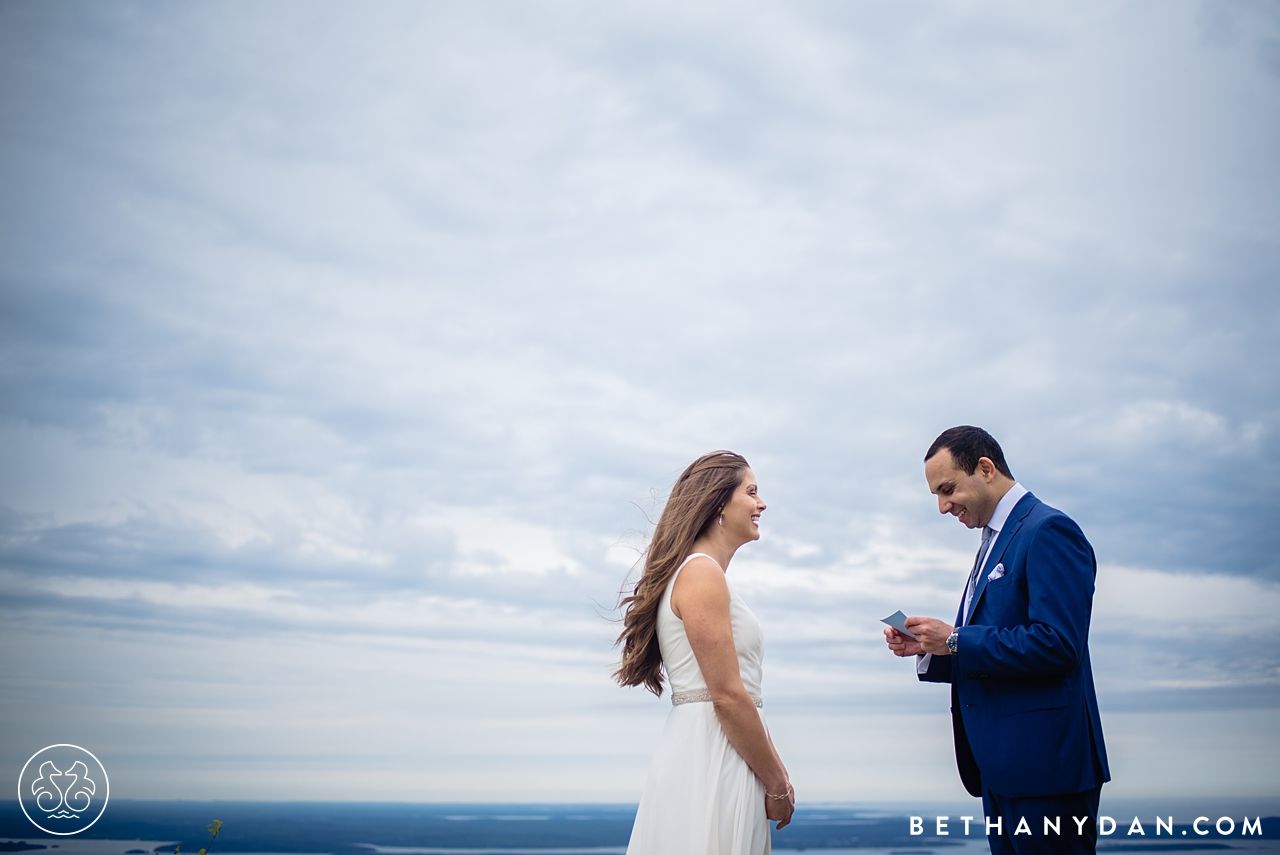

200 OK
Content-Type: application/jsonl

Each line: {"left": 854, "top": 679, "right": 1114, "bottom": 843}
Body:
{"left": 917, "top": 482, "right": 1028, "bottom": 674}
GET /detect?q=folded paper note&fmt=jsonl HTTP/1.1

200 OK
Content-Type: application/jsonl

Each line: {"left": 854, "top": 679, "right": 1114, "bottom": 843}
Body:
{"left": 880, "top": 610, "right": 915, "bottom": 637}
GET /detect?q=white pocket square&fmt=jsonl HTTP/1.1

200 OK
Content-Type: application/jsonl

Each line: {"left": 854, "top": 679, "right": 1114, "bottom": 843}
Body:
{"left": 987, "top": 563, "right": 1005, "bottom": 581}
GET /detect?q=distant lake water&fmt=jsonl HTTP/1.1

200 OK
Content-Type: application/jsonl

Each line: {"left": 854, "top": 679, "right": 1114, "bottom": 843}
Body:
{"left": 2, "top": 802, "right": 1276, "bottom": 854}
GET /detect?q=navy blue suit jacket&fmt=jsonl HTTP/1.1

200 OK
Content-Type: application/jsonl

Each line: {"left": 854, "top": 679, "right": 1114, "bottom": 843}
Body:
{"left": 920, "top": 492, "right": 1110, "bottom": 799}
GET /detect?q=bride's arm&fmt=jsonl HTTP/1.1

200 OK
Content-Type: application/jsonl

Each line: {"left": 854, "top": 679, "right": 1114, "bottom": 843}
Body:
{"left": 674, "top": 558, "right": 794, "bottom": 826}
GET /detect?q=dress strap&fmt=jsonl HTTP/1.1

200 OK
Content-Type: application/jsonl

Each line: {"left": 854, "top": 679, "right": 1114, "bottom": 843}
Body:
{"left": 678, "top": 552, "right": 720, "bottom": 571}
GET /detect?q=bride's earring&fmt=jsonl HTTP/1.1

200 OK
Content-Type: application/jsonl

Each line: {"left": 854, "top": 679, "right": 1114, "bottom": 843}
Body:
{"left": 718, "top": 514, "right": 724, "bottom": 526}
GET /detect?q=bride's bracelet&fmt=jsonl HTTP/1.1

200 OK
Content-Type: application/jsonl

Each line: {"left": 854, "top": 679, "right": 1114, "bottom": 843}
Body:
{"left": 766, "top": 783, "right": 793, "bottom": 800}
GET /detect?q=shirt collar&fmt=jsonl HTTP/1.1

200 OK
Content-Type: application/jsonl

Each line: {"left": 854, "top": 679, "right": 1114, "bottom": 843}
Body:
{"left": 986, "top": 482, "right": 1027, "bottom": 534}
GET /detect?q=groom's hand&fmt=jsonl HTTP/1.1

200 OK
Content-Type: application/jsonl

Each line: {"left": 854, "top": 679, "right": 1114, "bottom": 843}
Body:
{"left": 884, "top": 626, "right": 924, "bottom": 657}
{"left": 904, "top": 617, "right": 954, "bottom": 655}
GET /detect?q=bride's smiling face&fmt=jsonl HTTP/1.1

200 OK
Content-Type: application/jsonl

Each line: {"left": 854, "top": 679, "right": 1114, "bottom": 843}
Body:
{"left": 722, "top": 468, "right": 766, "bottom": 541}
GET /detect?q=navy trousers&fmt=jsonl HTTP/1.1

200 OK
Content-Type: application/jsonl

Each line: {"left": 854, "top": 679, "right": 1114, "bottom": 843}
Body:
{"left": 982, "top": 784, "right": 1103, "bottom": 855}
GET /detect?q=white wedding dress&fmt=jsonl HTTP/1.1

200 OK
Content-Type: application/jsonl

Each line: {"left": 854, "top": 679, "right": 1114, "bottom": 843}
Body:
{"left": 626, "top": 553, "right": 771, "bottom": 855}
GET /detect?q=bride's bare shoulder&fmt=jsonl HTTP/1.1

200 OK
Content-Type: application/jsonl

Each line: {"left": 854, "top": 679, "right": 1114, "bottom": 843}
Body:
{"left": 671, "top": 554, "right": 728, "bottom": 606}
{"left": 680, "top": 553, "right": 724, "bottom": 577}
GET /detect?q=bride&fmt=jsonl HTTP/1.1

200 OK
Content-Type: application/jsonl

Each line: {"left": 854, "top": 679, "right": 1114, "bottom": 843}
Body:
{"left": 615, "top": 451, "right": 794, "bottom": 855}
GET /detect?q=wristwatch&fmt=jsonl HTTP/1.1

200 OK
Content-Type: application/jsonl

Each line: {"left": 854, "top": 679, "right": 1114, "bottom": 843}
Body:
{"left": 946, "top": 630, "right": 959, "bottom": 654}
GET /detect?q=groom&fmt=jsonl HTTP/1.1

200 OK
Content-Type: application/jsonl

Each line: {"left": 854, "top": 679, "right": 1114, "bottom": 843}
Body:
{"left": 885, "top": 426, "right": 1110, "bottom": 855}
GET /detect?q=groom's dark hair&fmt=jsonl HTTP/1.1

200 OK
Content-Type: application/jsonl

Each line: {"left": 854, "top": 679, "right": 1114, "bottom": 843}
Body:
{"left": 926, "top": 426, "right": 1014, "bottom": 479}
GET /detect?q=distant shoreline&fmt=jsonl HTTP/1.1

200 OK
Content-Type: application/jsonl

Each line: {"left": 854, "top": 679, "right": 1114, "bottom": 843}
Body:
{"left": 2, "top": 801, "right": 1277, "bottom": 854}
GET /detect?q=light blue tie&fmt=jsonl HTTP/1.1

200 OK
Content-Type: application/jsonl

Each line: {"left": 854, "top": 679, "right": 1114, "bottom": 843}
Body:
{"left": 962, "top": 526, "right": 994, "bottom": 626}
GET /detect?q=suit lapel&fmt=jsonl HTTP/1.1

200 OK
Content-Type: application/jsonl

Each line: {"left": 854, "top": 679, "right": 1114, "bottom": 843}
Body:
{"left": 965, "top": 492, "right": 1038, "bottom": 623}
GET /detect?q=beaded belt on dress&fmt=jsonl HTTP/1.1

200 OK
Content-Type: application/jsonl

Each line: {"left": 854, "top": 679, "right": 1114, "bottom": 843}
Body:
{"left": 672, "top": 689, "right": 763, "bottom": 708}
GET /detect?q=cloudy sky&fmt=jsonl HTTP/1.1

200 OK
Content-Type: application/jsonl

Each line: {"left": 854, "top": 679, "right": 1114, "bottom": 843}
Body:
{"left": 1, "top": 1, "right": 1277, "bottom": 806}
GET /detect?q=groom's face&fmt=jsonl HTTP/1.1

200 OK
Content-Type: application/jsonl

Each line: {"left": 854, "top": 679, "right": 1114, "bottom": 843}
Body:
{"left": 925, "top": 448, "right": 998, "bottom": 529}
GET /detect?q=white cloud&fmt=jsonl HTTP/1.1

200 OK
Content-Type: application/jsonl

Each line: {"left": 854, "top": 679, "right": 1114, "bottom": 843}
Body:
{"left": 1096, "top": 564, "right": 1280, "bottom": 636}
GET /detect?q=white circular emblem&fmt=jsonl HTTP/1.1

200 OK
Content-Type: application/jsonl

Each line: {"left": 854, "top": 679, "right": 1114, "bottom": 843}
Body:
{"left": 18, "top": 744, "right": 110, "bottom": 835}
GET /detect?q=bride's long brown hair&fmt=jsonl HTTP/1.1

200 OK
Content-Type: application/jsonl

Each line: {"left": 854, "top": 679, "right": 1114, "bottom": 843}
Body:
{"left": 614, "top": 450, "right": 751, "bottom": 696}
